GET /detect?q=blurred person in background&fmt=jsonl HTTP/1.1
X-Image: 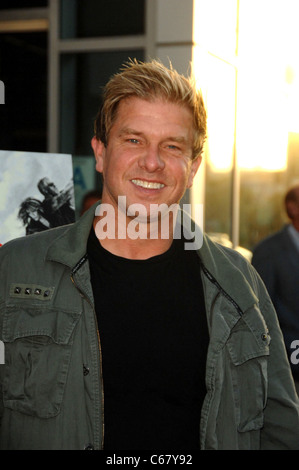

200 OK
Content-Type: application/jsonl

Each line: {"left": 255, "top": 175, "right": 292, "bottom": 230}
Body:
{"left": 252, "top": 185, "right": 299, "bottom": 394}
{"left": 80, "top": 189, "right": 102, "bottom": 215}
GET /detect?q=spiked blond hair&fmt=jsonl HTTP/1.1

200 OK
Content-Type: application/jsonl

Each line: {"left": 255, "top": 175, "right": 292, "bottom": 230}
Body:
{"left": 94, "top": 59, "right": 207, "bottom": 159}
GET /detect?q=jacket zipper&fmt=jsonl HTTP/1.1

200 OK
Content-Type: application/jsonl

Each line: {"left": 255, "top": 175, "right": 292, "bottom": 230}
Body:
{"left": 199, "top": 262, "right": 244, "bottom": 450}
{"left": 71, "top": 273, "right": 105, "bottom": 450}
{"left": 200, "top": 263, "right": 244, "bottom": 317}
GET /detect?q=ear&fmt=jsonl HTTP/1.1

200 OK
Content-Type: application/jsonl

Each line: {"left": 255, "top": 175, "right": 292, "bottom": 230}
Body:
{"left": 187, "top": 156, "right": 202, "bottom": 188}
{"left": 91, "top": 136, "right": 105, "bottom": 173}
{"left": 287, "top": 200, "right": 299, "bottom": 219}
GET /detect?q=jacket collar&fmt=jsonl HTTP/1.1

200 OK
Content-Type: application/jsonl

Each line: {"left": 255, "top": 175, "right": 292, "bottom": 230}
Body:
{"left": 46, "top": 202, "right": 98, "bottom": 269}
{"left": 46, "top": 203, "right": 257, "bottom": 312}
{"left": 182, "top": 213, "right": 258, "bottom": 313}
{"left": 198, "top": 232, "right": 258, "bottom": 313}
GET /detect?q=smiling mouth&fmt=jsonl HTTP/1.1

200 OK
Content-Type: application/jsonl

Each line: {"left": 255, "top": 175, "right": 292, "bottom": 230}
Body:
{"left": 131, "top": 179, "right": 165, "bottom": 189}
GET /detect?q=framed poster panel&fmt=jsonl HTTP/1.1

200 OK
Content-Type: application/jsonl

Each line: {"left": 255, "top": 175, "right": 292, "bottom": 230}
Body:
{"left": 0, "top": 150, "right": 75, "bottom": 245}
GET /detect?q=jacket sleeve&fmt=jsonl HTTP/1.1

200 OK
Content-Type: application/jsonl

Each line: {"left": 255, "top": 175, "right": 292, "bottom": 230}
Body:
{"left": 0, "top": 254, "right": 4, "bottom": 429}
{"left": 0, "top": 299, "right": 4, "bottom": 431}
{"left": 0, "top": 245, "right": 8, "bottom": 432}
{"left": 0, "top": 360, "right": 3, "bottom": 431}
{"left": 250, "top": 267, "right": 299, "bottom": 449}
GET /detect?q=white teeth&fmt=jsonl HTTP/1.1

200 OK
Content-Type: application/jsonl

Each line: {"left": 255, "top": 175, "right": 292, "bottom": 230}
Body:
{"left": 132, "top": 179, "right": 165, "bottom": 189}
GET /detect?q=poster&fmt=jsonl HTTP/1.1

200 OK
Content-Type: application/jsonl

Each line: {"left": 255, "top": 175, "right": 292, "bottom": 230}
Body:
{"left": 72, "top": 155, "right": 97, "bottom": 218}
{"left": 0, "top": 150, "right": 75, "bottom": 245}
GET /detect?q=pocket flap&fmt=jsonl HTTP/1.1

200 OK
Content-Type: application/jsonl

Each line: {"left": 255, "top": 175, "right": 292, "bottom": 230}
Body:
{"left": 2, "top": 306, "right": 81, "bottom": 345}
{"left": 226, "top": 312, "right": 270, "bottom": 365}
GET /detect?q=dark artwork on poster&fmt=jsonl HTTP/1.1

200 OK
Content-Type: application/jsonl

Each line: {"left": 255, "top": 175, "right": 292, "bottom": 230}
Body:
{"left": 0, "top": 150, "right": 75, "bottom": 245}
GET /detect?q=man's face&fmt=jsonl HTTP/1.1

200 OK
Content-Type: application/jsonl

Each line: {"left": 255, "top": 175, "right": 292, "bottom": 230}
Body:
{"left": 47, "top": 182, "right": 58, "bottom": 196}
{"left": 41, "top": 178, "right": 58, "bottom": 197}
{"left": 92, "top": 97, "right": 201, "bottom": 219}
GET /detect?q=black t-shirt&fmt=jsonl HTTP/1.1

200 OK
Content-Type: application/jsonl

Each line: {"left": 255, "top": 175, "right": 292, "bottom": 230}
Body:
{"left": 87, "top": 229, "right": 209, "bottom": 450}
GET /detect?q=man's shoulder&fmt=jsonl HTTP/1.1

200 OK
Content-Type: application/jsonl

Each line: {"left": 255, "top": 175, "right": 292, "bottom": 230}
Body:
{"left": 203, "top": 233, "right": 251, "bottom": 267}
{"left": 0, "top": 224, "right": 72, "bottom": 260}
{"left": 252, "top": 227, "right": 287, "bottom": 257}
{"left": 201, "top": 233, "right": 257, "bottom": 287}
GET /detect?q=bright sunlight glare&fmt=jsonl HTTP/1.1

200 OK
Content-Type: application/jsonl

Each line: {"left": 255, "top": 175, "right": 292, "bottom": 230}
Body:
{"left": 193, "top": 0, "right": 299, "bottom": 172}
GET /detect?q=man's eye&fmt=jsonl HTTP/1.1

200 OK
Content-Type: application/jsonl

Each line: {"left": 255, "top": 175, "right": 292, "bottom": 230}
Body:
{"left": 128, "top": 138, "right": 139, "bottom": 144}
{"left": 166, "top": 144, "right": 182, "bottom": 152}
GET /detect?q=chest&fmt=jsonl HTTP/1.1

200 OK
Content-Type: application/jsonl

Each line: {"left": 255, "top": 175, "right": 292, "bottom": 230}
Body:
{"left": 89, "top": 245, "right": 209, "bottom": 387}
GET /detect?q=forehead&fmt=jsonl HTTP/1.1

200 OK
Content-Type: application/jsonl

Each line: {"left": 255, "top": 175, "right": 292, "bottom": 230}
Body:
{"left": 112, "top": 97, "right": 194, "bottom": 135}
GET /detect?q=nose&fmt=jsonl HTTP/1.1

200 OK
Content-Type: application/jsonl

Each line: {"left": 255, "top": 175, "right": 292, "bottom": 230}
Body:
{"left": 138, "top": 144, "right": 165, "bottom": 172}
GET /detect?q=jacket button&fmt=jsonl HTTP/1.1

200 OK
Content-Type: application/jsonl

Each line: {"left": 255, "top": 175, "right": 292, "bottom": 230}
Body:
{"left": 83, "top": 364, "right": 90, "bottom": 376}
{"left": 84, "top": 443, "right": 94, "bottom": 450}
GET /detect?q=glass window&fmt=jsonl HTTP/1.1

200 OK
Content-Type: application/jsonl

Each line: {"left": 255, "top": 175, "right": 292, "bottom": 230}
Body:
{"left": 239, "top": 170, "right": 287, "bottom": 251}
{"left": 237, "top": 0, "right": 299, "bottom": 251}
{"left": 60, "top": 0, "right": 145, "bottom": 39}
{"left": 193, "top": 0, "right": 238, "bottom": 246}
{"left": 200, "top": 56, "right": 236, "bottom": 243}
{"left": 239, "top": 134, "right": 299, "bottom": 251}
{"left": 0, "top": 31, "right": 47, "bottom": 152}
{"left": 0, "top": 1, "right": 48, "bottom": 9}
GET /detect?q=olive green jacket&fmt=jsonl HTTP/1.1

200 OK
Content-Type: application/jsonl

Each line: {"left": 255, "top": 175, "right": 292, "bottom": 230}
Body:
{"left": 0, "top": 206, "right": 299, "bottom": 450}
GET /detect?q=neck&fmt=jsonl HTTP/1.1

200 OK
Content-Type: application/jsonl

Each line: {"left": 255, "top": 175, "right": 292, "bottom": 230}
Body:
{"left": 95, "top": 233, "right": 173, "bottom": 260}
{"left": 93, "top": 205, "right": 176, "bottom": 260}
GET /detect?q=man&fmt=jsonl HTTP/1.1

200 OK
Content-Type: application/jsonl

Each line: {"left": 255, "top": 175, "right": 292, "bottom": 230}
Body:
{"left": 0, "top": 60, "right": 298, "bottom": 450}
{"left": 38, "top": 177, "right": 75, "bottom": 227}
{"left": 252, "top": 185, "right": 299, "bottom": 392}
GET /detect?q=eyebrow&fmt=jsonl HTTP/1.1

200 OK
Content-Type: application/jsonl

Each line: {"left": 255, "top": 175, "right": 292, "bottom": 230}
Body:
{"left": 118, "top": 127, "right": 143, "bottom": 137}
{"left": 118, "top": 127, "right": 189, "bottom": 144}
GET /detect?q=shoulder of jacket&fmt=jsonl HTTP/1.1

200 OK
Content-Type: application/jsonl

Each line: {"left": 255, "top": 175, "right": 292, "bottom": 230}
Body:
{"left": 203, "top": 234, "right": 251, "bottom": 269}
{"left": 0, "top": 224, "right": 73, "bottom": 260}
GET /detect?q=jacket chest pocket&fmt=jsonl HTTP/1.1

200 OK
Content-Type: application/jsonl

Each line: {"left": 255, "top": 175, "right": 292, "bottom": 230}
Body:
{"left": 226, "top": 313, "right": 270, "bottom": 433}
{"left": 2, "top": 305, "right": 80, "bottom": 419}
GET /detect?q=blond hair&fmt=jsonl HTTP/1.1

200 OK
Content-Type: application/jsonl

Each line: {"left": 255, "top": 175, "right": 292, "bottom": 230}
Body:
{"left": 94, "top": 59, "right": 207, "bottom": 159}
